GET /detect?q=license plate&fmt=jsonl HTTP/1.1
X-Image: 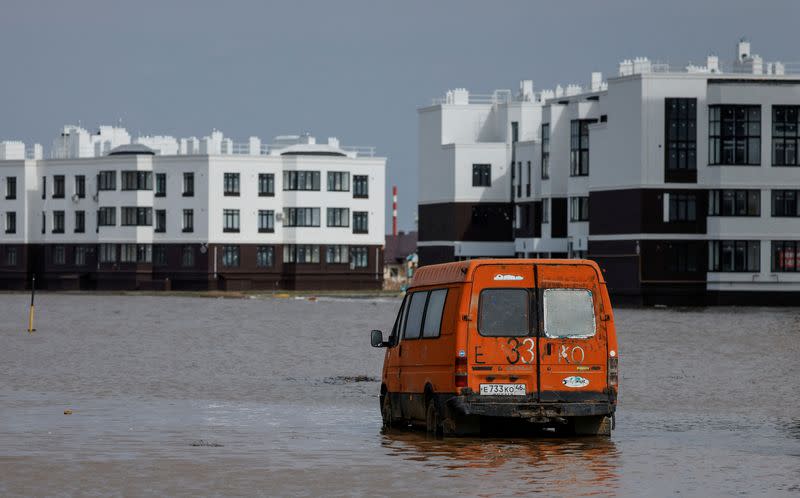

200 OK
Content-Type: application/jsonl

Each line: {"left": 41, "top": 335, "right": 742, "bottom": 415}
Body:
{"left": 479, "top": 384, "right": 526, "bottom": 396}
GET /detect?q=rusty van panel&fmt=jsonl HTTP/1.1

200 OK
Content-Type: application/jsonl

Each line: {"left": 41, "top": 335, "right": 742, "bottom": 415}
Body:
{"left": 467, "top": 264, "right": 538, "bottom": 397}
{"left": 536, "top": 263, "right": 609, "bottom": 402}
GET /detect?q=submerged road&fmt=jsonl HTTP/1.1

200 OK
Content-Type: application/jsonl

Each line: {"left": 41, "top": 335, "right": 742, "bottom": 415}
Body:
{"left": 0, "top": 294, "right": 798, "bottom": 496}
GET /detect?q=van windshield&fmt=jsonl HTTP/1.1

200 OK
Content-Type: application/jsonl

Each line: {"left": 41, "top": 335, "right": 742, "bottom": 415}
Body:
{"left": 543, "top": 288, "right": 596, "bottom": 338}
{"left": 478, "top": 288, "right": 530, "bottom": 337}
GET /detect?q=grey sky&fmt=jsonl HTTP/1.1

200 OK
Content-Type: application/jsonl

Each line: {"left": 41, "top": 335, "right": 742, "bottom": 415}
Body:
{"left": 1, "top": 0, "right": 797, "bottom": 231}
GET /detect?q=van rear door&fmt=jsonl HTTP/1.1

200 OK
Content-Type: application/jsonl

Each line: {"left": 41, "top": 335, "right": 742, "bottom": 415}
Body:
{"left": 467, "top": 264, "right": 537, "bottom": 397}
{"left": 535, "top": 263, "right": 609, "bottom": 402}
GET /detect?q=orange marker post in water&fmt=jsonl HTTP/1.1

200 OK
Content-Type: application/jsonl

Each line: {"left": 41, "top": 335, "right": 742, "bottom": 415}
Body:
{"left": 27, "top": 275, "right": 36, "bottom": 333}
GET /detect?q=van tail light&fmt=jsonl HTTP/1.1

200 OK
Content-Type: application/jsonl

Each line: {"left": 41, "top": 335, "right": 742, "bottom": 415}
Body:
{"left": 455, "top": 357, "right": 468, "bottom": 388}
{"left": 608, "top": 357, "right": 619, "bottom": 386}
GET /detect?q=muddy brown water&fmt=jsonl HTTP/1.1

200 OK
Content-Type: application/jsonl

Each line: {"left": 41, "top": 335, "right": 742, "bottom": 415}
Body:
{"left": 0, "top": 294, "right": 798, "bottom": 496}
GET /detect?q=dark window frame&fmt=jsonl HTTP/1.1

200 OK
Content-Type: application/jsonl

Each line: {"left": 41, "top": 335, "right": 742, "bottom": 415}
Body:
{"left": 258, "top": 173, "right": 275, "bottom": 197}
{"left": 223, "top": 209, "right": 240, "bottom": 233}
{"left": 121, "top": 207, "right": 153, "bottom": 227}
{"left": 182, "top": 172, "right": 194, "bottom": 197}
{"left": 223, "top": 172, "right": 240, "bottom": 196}
{"left": 221, "top": 245, "right": 240, "bottom": 267}
{"left": 772, "top": 105, "right": 799, "bottom": 167}
{"left": 5, "top": 176, "right": 16, "bottom": 199}
{"left": 75, "top": 175, "right": 85, "bottom": 198}
{"left": 541, "top": 124, "right": 550, "bottom": 179}
{"left": 326, "top": 207, "right": 350, "bottom": 227}
{"left": 258, "top": 210, "right": 275, "bottom": 233}
{"left": 668, "top": 193, "right": 698, "bottom": 222}
{"left": 570, "top": 119, "right": 595, "bottom": 176}
{"left": 708, "top": 240, "right": 761, "bottom": 272}
{"left": 74, "top": 210, "right": 85, "bottom": 233}
{"left": 327, "top": 171, "right": 350, "bottom": 192}
{"left": 709, "top": 105, "right": 761, "bottom": 166}
{"left": 353, "top": 211, "right": 369, "bottom": 234}
{"left": 182, "top": 209, "right": 194, "bottom": 233}
{"left": 772, "top": 240, "right": 800, "bottom": 272}
{"left": 708, "top": 189, "right": 761, "bottom": 217}
{"left": 53, "top": 175, "right": 65, "bottom": 198}
{"left": 121, "top": 171, "right": 153, "bottom": 191}
{"left": 256, "top": 245, "right": 275, "bottom": 268}
{"left": 353, "top": 175, "right": 369, "bottom": 198}
{"left": 97, "top": 171, "right": 117, "bottom": 191}
{"left": 665, "top": 98, "right": 697, "bottom": 173}
{"left": 472, "top": 164, "right": 491, "bottom": 187}
{"left": 569, "top": 196, "right": 590, "bottom": 222}
{"left": 283, "top": 207, "right": 320, "bottom": 227}
{"left": 477, "top": 288, "right": 533, "bottom": 338}
{"left": 5, "top": 211, "right": 16, "bottom": 234}
{"left": 283, "top": 171, "right": 321, "bottom": 191}
{"left": 154, "top": 209, "right": 166, "bottom": 233}
{"left": 155, "top": 173, "right": 166, "bottom": 197}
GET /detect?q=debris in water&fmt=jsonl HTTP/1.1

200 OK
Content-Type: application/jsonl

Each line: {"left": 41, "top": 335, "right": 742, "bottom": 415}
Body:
{"left": 323, "top": 375, "right": 379, "bottom": 385}
{"left": 191, "top": 440, "right": 224, "bottom": 447}
{"left": 63, "top": 409, "right": 73, "bottom": 415}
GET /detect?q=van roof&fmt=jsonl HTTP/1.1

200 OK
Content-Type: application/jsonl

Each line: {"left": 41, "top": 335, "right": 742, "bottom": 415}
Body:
{"left": 409, "top": 259, "right": 605, "bottom": 288}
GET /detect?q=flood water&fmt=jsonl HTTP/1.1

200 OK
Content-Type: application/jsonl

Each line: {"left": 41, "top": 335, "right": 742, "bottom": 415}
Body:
{"left": 0, "top": 294, "right": 798, "bottom": 496}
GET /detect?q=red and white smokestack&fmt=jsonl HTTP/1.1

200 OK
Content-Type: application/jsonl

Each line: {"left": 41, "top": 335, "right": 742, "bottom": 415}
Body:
{"left": 392, "top": 185, "right": 398, "bottom": 236}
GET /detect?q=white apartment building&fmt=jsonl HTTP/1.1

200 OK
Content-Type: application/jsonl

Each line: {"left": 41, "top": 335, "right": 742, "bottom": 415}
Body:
{"left": 419, "top": 39, "right": 800, "bottom": 305}
{"left": 0, "top": 130, "right": 385, "bottom": 290}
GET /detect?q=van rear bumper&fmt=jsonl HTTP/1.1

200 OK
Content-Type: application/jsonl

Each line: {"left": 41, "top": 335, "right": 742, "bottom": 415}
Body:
{"left": 446, "top": 394, "right": 615, "bottom": 420}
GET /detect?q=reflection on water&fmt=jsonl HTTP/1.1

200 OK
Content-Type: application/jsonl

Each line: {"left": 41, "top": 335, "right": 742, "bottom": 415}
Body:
{"left": 0, "top": 294, "right": 798, "bottom": 496}
{"left": 383, "top": 431, "right": 620, "bottom": 493}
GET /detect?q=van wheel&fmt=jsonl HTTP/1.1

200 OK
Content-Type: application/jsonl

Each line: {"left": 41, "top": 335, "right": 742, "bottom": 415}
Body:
{"left": 381, "top": 394, "right": 393, "bottom": 430}
{"left": 568, "top": 416, "right": 612, "bottom": 436}
{"left": 425, "top": 398, "right": 443, "bottom": 437}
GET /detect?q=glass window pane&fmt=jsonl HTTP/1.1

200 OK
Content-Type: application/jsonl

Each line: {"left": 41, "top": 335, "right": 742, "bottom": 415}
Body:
{"left": 478, "top": 289, "right": 529, "bottom": 337}
{"left": 543, "top": 289, "right": 596, "bottom": 338}
{"left": 403, "top": 291, "right": 428, "bottom": 340}
{"left": 422, "top": 289, "right": 448, "bottom": 338}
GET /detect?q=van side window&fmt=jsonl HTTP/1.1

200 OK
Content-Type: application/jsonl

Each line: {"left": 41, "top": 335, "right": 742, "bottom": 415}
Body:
{"left": 403, "top": 291, "right": 428, "bottom": 339}
{"left": 478, "top": 289, "right": 529, "bottom": 337}
{"left": 422, "top": 289, "right": 448, "bottom": 338}
{"left": 389, "top": 295, "right": 408, "bottom": 345}
{"left": 543, "top": 289, "right": 596, "bottom": 338}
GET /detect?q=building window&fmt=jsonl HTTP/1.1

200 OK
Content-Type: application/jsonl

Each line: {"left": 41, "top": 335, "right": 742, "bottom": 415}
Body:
{"left": 283, "top": 207, "right": 320, "bottom": 227}
{"left": 5, "top": 176, "right": 16, "bottom": 199}
{"left": 52, "top": 175, "right": 65, "bottom": 198}
{"left": 472, "top": 164, "right": 491, "bottom": 187}
{"left": 327, "top": 208, "right": 350, "bottom": 227}
{"left": 258, "top": 210, "right": 275, "bottom": 233}
{"left": 327, "top": 171, "right": 350, "bottom": 191}
{"left": 223, "top": 209, "right": 240, "bottom": 232}
{"left": 772, "top": 190, "right": 800, "bottom": 217}
{"left": 709, "top": 240, "right": 760, "bottom": 272}
{"left": 155, "top": 209, "right": 166, "bottom": 233}
{"left": 709, "top": 105, "right": 761, "bottom": 165}
{"left": 516, "top": 162, "right": 522, "bottom": 198}
{"left": 121, "top": 207, "right": 153, "bottom": 226}
{"left": 153, "top": 245, "right": 167, "bottom": 266}
{"left": 353, "top": 211, "right": 368, "bottom": 234}
{"left": 6, "top": 247, "right": 17, "bottom": 266}
{"left": 708, "top": 190, "right": 761, "bottom": 216}
{"left": 570, "top": 120, "right": 594, "bottom": 176}
{"left": 283, "top": 244, "right": 320, "bottom": 263}
{"left": 668, "top": 193, "right": 698, "bottom": 222}
{"left": 542, "top": 198, "right": 550, "bottom": 223}
{"left": 221, "top": 245, "right": 240, "bottom": 267}
{"left": 526, "top": 161, "right": 531, "bottom": 196}
{"left": 772, "top": 240, "right": 800, "bottom": 272}
{"left": 41, "top": 176, "right": 46, "bottom": 199}
{"left": 350, "top": 246, "right": 368, "bottom": 268}
{"left": 542, "top": 123, "right": 550, "bottom": 179}
{"left": 98, "top": 171, "right": 116, "bottom": 191}
{"left": 120, "top": 244, "right": 152, "bottom": 263}
{"left": 75, "top": 175, "right": 85, "bottom": 198}
{"left": 256, "top": 246, "right": 274, "bottom": 268}
{"left": 223, "top": 173, "right": 240, "bottom": 196}
{"left": 41, "top": 211, "right": 46, "bottom": 233}
{"left": 98, "top": 208, "right": 112, "bottom": 229}
{"left": 511, "top": 161, "right": 515, "bottom": 198}
{"left": 772, "top": 106, "right": 799, "bottom": 166}
{"left": 182, "top": 209, "right": 194, "bottom": 232}
{"left": 326, "top": 245, "right": 349, "bottom": 264}
{"left": 5, "top": 212, "right": 16, "bottom": 233}
{"left": 183, "top": 172, "right": 194, "bottom": 196}
{"left": 569, "top": 196, "right": 589, "bottom": 221}
{"left": 283, "top": 171, "right": 320, "bottom": 191}
{"left": 74, "top": 211, "right": 85, "bottom": 233}
{"left": 99, "top": 243, "right": 117, "bottom": 263}
{"left": 155, "top": 173, "right": 166, "bottom": 197}
{"left": 353, "top": 175, "right": 369, "bottom": 198}
{"left": 121, "top": 171, "right": 153, "bottom": 191}
{"left": 667, "top": 242, "right": 700, "bottom": 273}
{"left": 74, "top": 246, "right": 87, "bottom": 266}
{"left": 511, "top": 121, "right": 519, "bottom": 143}
{"left": 181, "top": 245, "right": 195, "bottom": 267}
{"left": 52, "top": 211, "right": 65, "bottom": 233}
{"left": 258, "top": 173, "right": 275, "bottom": 196}
{"left": 665, "top": 98, "right": 697, "bottom": 172}
{"left": 53, "top": 245, "right": 65, "bottom": 265}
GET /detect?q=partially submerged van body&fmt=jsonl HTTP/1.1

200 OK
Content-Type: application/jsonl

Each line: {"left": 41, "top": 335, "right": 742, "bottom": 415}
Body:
{"left": 370, "top": 259, "right": 619, "bottom": 436}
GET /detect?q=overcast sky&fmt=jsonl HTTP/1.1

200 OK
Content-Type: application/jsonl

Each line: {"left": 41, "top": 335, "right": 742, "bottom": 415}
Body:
{"left": 1, "top": 0, "right": 797, "bottom": 231}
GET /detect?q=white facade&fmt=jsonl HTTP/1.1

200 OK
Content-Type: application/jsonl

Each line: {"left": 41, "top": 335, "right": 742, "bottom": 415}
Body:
{"left": 419, "top": 39, "right": 800, "bottom": 303}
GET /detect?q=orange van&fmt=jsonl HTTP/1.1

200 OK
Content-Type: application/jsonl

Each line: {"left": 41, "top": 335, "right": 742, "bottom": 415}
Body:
{"left": 370, "top": 259, "right": 619, "bottom": 436}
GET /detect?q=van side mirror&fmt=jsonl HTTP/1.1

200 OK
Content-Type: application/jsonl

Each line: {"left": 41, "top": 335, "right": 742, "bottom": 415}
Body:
{"left": 370, "top": 329, "right": 387, "bottom": 348}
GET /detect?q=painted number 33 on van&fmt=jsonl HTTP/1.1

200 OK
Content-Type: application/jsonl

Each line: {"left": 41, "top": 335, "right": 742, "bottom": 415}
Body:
{"left": 370, "top": 259, "right": 619, "bottom": 437}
